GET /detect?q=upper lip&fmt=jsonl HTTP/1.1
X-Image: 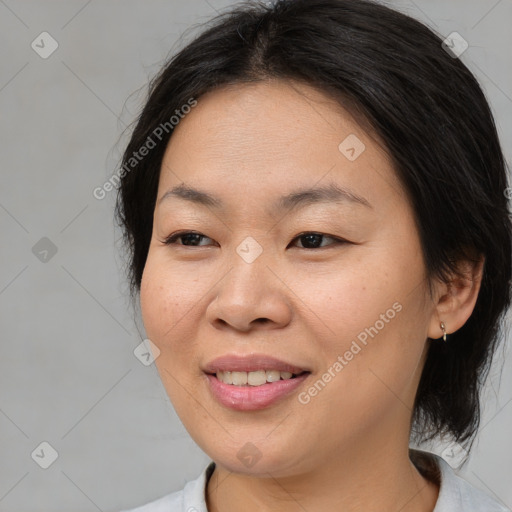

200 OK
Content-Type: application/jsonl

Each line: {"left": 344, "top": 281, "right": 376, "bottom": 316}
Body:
{"left": 203, "top": 353, "right": 310, "bottom": 374}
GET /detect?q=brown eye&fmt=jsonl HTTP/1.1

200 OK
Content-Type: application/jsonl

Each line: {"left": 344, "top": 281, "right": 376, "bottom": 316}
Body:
{"left": 291, "top": 232, "right": 345, "bottom": 249}
{"left": 162, "top": 231, "right": 213, "bottom": 247}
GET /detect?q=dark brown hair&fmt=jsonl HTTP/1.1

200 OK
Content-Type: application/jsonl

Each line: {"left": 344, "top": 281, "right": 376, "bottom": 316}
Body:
{"left": 115, "top": 0, "right": 512, "bottom": 451}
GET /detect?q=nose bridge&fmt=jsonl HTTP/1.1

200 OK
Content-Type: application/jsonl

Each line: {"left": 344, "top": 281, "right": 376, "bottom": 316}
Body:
{"left": 235, "top": 234, "right": 267, "bottom": 265}
{"left": 225, "top": 234, "right": 275, "bottom": 299}
{"left": 207, "top": 235, "right": 292, "bottom": 330}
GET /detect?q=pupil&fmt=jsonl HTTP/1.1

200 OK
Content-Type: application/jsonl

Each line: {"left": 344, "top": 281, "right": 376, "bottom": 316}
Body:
{"left": 302, "top": 234, "right": 322, "bottom": 248}
{"left": 183, "top": 233, "right": 202, "bottom": 246}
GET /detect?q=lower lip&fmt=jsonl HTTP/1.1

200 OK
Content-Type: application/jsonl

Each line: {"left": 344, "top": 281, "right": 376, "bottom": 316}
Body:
{"left": 206, "top": 373, "right": 310, "bottom": 411}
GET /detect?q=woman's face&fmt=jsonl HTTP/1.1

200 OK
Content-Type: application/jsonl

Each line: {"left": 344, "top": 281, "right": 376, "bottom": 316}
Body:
{"left": 140, "top": 80, "right": 438, "bottom": 476}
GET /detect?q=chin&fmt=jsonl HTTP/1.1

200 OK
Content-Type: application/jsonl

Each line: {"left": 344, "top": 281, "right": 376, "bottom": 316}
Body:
{"left": 202, "top": 440, "right": 310, "bottom": 478}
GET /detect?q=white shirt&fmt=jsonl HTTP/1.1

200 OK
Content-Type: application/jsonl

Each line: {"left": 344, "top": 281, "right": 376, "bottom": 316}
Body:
{"left": 120, "top": 450, "right": 510, "bottom": 512}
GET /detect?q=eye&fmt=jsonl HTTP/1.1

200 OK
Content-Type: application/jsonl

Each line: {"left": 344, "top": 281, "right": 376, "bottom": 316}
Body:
{"left": 161, "top": 231, "right": 214, "bottom": 247}
{"left": 290, "top": 232, "right": 345, "bottom": 249}
{"left": 161, "top": 230, "right": 346, "bottom": 249}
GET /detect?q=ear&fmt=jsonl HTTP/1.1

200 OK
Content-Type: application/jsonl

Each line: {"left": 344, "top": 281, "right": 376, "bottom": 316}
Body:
{"left": 427, "top": 255, "right": 485, "bottom": 340}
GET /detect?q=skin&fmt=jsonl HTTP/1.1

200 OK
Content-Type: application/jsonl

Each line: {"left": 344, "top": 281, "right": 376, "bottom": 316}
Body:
{"left": 140, "top": 79, "right": 484, "bottom": 512}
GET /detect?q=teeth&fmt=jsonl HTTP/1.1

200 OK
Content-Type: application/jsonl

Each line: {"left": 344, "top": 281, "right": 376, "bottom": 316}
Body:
{"left": 231, "top": 371, "right": 247, "bottom": 386}
{"left": 265, "top": 370, "right": 281, "bottom": 382}
{"left": 247, "top": 370, "right": 266, "bottom": 386}
{"left": 215, "top": 370, "right": 299, "bottom": 386}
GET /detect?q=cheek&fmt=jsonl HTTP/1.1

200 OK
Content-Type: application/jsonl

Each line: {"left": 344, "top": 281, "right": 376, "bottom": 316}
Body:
{"left": 300, "top": 236, "right": 424, "bottom": 347}
{"left": 139, "top": 253, "right": 208, "bottom": 414}
{"left": 288, "top": 252, "right": 400, "bottom": 346}
{"left": 140, "top": 252, "right": 202, "bottom": 354}
{"left": 299, "top": 249, "right": 429, "bottom": 417}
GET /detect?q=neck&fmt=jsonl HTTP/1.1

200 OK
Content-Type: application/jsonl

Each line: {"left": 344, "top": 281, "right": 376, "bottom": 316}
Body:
{"left": 206, "top": 434, "right": 439, "bottom": 512}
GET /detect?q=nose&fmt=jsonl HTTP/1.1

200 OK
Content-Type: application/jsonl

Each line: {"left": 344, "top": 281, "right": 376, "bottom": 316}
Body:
{"left": 205, "top": 252, "right": 293, "bottom": 333}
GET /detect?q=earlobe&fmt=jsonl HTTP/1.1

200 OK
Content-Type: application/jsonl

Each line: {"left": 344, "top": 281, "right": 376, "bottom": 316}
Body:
{"left": 427, "top": 255, "right": 485, "bottom": 341}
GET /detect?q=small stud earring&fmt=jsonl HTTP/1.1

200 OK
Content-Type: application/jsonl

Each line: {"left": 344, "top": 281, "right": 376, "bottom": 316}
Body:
{"left": 440, "top": 321, "right": 447, "bottom": 342}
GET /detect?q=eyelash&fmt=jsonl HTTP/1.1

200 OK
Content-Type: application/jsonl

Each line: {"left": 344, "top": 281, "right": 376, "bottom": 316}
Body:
{"left": 160, "top": 231, "right": 348, "bottom": 250}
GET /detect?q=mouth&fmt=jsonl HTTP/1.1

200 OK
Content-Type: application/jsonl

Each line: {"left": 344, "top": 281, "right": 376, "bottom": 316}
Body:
{"left": 207, "top": 369, "right": 310, "bottom": 386}
{"left": 202, "top": 353, "right": 312, "bottom": 410}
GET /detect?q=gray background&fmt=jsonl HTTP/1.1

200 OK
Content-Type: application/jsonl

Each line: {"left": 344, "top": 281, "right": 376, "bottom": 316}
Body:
{"left": 0, "top": 0, "right": 511, "bottom": 510}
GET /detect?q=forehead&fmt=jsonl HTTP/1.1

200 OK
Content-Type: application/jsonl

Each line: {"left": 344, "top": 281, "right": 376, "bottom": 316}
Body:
{"left": 158, "top": 80, "right": 404, "bottom": 211}
{"left": 168, "top": 80, "right": 362, "bottom": 154}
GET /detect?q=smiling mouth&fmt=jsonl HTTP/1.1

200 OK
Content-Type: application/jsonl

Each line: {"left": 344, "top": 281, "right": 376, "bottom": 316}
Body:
{"left": 209, "top": 370, "right": 310, "bottom": 386}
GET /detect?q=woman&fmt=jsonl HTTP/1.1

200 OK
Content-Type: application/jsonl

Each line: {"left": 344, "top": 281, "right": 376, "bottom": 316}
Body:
{"left": 116, "top": 0, "right": 511, "bottom": 510}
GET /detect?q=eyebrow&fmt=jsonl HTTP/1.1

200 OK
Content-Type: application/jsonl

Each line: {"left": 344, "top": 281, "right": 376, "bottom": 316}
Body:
{"left": 158, "top": 181, "right": 372, "bottom": 213}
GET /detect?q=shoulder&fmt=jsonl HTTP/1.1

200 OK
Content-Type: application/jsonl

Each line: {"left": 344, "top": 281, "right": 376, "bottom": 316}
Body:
{"left": 411, "top": 449, "right": 510, "bottom": 512}
{"left": 119, "top": 461, "right": 215, "bottom": 512}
